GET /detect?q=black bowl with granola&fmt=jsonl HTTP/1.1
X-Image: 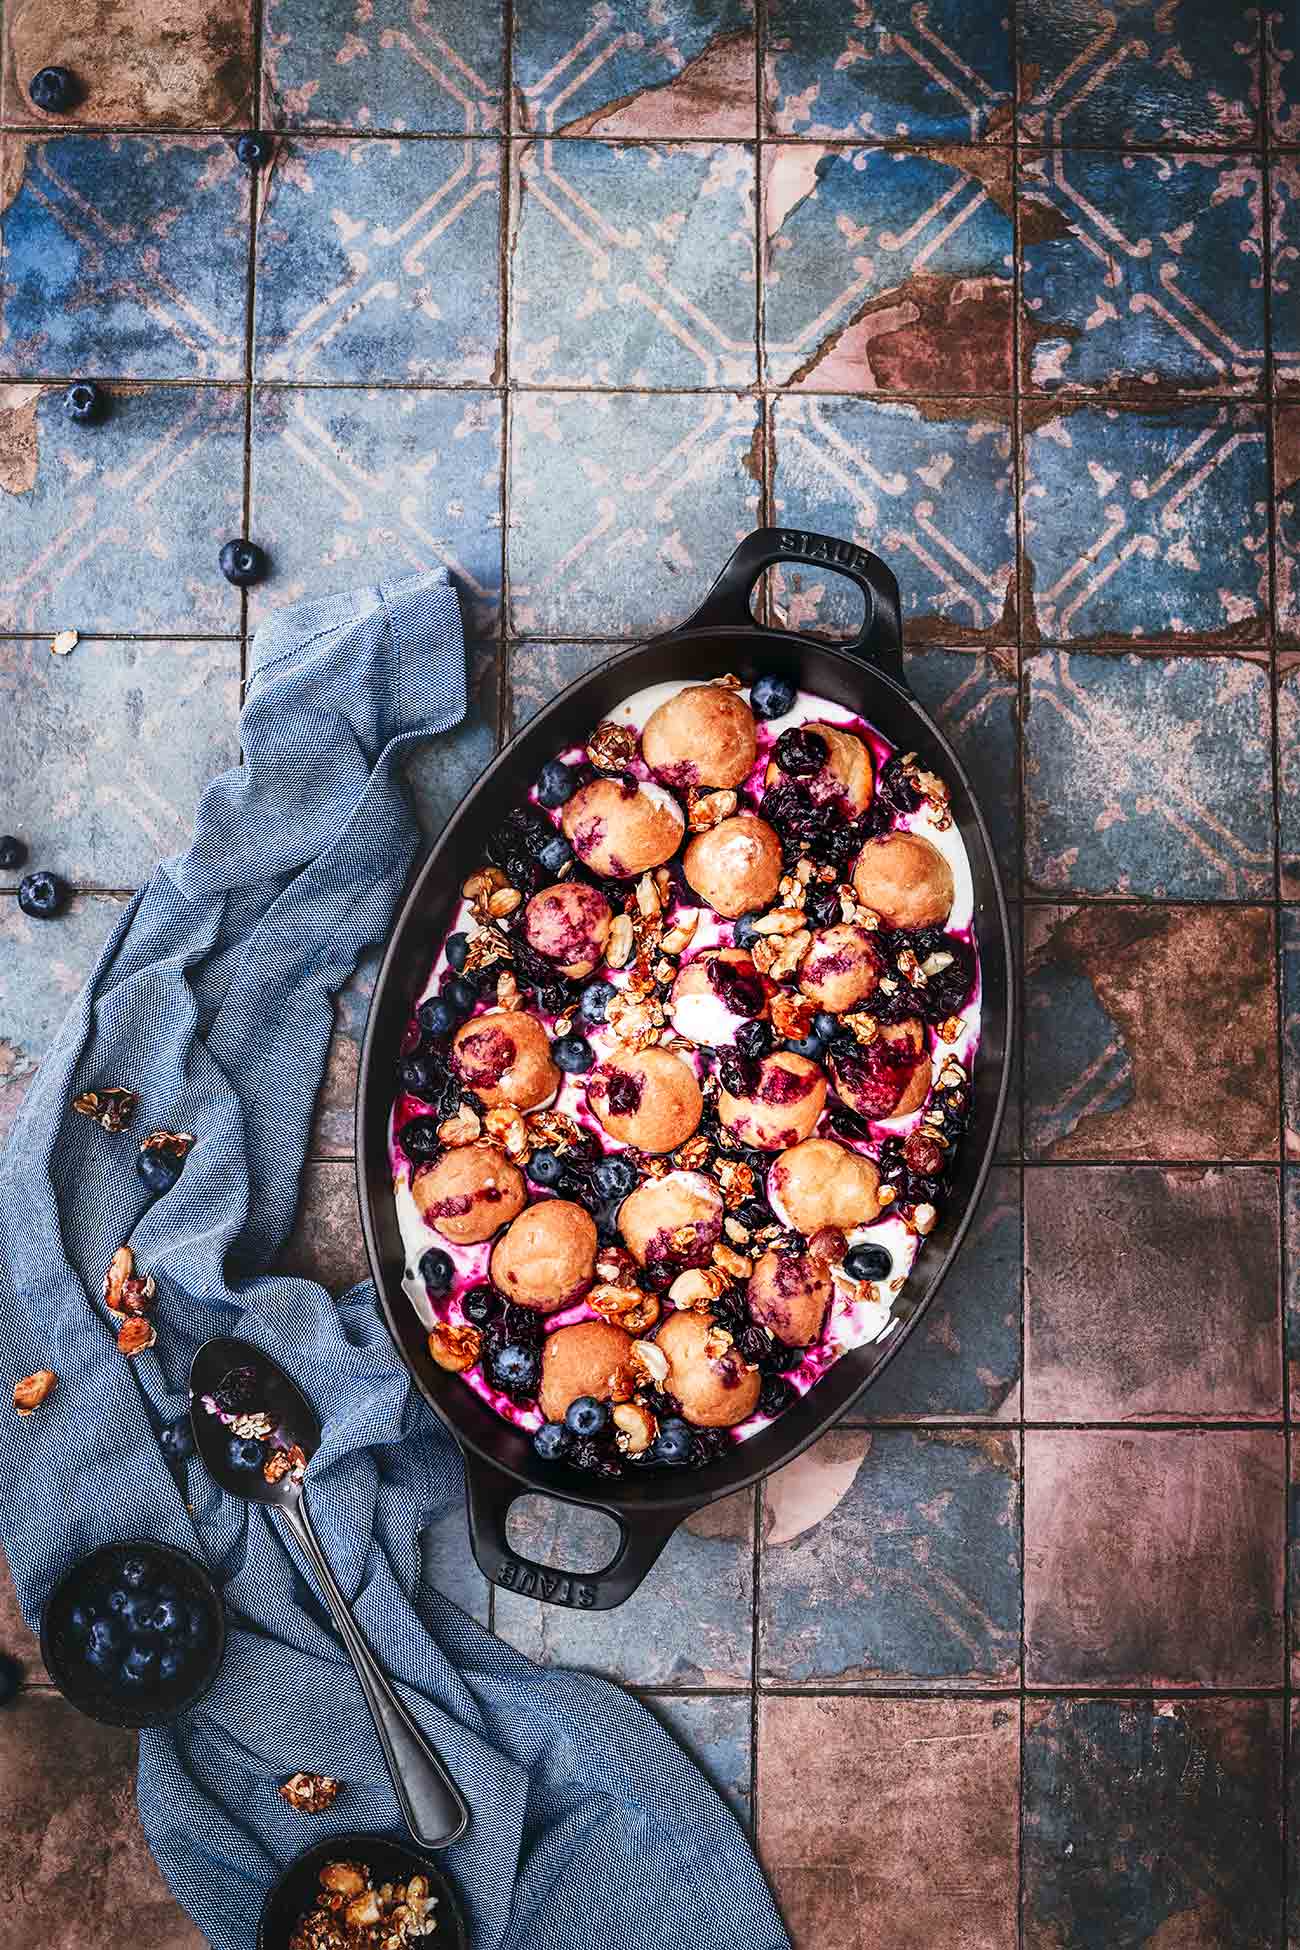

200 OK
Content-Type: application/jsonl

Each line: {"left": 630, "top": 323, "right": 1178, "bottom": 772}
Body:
{"left": 258, "top": 1835, "right": 466, "bottom": 1950}
{"left": 358, "top": 528, "right": 1014, "bottom": 1609}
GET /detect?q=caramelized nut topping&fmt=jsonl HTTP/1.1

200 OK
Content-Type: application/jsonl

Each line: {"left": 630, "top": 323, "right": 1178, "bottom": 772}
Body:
{"left": 13, "top": 1370, "right": 56, "bottom": 1415}
{"left": 72, "top": 1087, "right": 140, "bottom": 1132}
{"left": 427, "top": 1323, "right": 482, "bottom": 1373}
{"left": 586, "top": 720, "right": 640, "bottom": 771}
{"left": 279, "top": 1772, "right": 339, "bottom": 1813}
{"left": 117, "top": 1316, "right": 157, "bottom": 1356}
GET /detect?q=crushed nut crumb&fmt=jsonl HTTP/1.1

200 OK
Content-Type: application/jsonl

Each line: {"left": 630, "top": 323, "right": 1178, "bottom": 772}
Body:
{"left": 280, "top": 1772, "right": 340, "bottom": 1814}
{"left": 72, "top": 1087, "right": 140, "bottom": 1133}
{"left": 13, "top": 1370, "right": 56, "bottom": 1415}
{"left": 586, "top": 721, "right": 639, "bottom": 771}
{"left": 427, "top": 1322, "right": 483, "bottom": 1373}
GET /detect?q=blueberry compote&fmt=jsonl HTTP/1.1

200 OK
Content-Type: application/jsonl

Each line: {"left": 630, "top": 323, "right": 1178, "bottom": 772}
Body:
{"left": 391, "top": 675, "right": 981, "bottom": 1479}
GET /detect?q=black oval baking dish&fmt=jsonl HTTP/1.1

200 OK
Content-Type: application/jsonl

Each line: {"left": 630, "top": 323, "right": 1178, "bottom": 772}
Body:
{"left": 357, "top": 527, "right": 1014, "bottom": 1609}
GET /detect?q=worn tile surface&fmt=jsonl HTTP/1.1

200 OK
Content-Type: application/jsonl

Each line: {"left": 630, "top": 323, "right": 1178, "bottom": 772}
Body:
{"left": 0, "top": 893, "right": 129, "bottom": 1141}
{"left": 1023, "top": 1429, "right": 1285, "bottom": 1687}
{"left": 644, "top": 1694, "right": 752, "bottom": 1824}
{"left": 263, "top": 0, "right": 503, "bottom": 132}
{"left": 1, "top": 0, "right": 254, "bottom": 129}
{"left": 513, "top": 0, "right": 756, "bottom": 137}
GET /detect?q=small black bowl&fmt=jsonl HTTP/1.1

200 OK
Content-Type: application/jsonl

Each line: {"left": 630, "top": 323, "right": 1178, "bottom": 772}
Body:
{"left": 258, "top": 1835, "right": 467, "bottom": 1950}
{"left": 40, "top": 1538, "right": 226, "bottom": 1729}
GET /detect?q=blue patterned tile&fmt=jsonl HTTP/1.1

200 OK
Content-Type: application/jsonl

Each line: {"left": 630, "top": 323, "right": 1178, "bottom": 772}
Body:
{"left": 0, "top": 136, "right": 249, "bottom": 380}
{"left": 771, "top": 395, "right": 1015, "bottom": 643}
{"left": 511, "top": 141, "right": 755, "bottom": 388}
{"left": 644, "top": 1695, "right": 752, "bottom": 1824}
{"left": 1023, "top": 404, "right": 1268, "bottom": 643}
{"left": 766, "top": 0, "right": 1011, "bottom": 142}
{"left": 1018, "top": 1, "right": 1260, "bottom": 148}
{"left": 903, "top": 642, "right": 1019, "bottom": 891}
{"left": 1023, "top": 1698, "right": 1283, "bottom": 1950}
{"left": 255, "top": 138, "right": 501, "bottom": 382}
{"left": 509, "top": 640, "right": 617, "bottom": 731}
{"left": 0, "top": 893, "right": 129, "bottom": 1142}
{"left": 759, "top": 1428, "right": 1020, "bottom": 1686}
{"left": 514, "top": 0, "right": 755, "bottom": 138}
{"left": 263, "top": 0, "right": 502, "bottom": 133}
{"left": 1021, "top": 151, "right": 1265, "bottom": 396}
{"left": 763, "top": 144, "right": 1012, "bottom": 391}
{"left": 1277, "top": 405, "right": 1300, "bottom": 639}
{"left": 248, "top": 386, "right": 502, "bottom": 640}
{"left": 1270, "top": 7, "right": 1300, "bottom": 145}
{"left": 847, "top": 1167, "right": 1021, "bottom": 1423}
{"left": 1, "top": 1, "right": 254, "bottom": 129}
{"left": 0, "top": 639, "right": 239, "bottom": 891}
{"left": 1282, "top": 663, "right": 1300, "bottom": 893}
{"left": 1025, "top": 903, "right": 1278, "bottom": 1160}
{"left": 0, "top": 384, "right": 244, "bottom": 635}
{"left": 507, "top": 390, "right": 760, "bottom": 636}
{"left": 402, "top": 635, "right": 500, "bottom": 841}
{"left": 1025, "top": 650, "right": 1273, "bottom": 898}
{"left": 494, "top": 1491, "right": 755, "bottom": 1686}
{"left": 1272, "top": 156, "right": 1300, "bottom": 393}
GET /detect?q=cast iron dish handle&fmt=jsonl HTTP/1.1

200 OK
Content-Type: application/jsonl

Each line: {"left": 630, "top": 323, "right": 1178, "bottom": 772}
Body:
{"left": 464, "top": 1453, "right": 684, "bottom": 1611}
{"left": 683, "top": 525, "right": 906, "bottom": 687}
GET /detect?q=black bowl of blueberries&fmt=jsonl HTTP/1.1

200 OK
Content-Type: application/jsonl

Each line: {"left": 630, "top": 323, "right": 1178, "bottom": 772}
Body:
{"left": 41, "top": 1538, "right": 225, "bottom": 1728}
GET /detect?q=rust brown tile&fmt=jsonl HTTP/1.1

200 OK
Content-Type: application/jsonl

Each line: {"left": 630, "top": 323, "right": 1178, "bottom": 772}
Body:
{"left": 308, "top": 948, "right": 378, "bottom": 1161}
{"left": 0, "top": 1690, "right": 206, "bottom": 1949}
{"left": 0, "top": 1546, "right": 41, "bottom": 1677}
{"left": 1024, "top": 1430, "right": 1285, "bottom": 1687}
{"left": 1025, "top": 904, "right": 1278, "bottom": 1161}
{"left": 3, "top": 0, "right": 254, "bottom": 127}
{"left": 1024, "top": 1166, "right": 1282, "bottom": 1420}
{"left": 758, "top": 1695, "right": 1019, "bottom": 1950}
{"left": 274, "top": 1160, "right": 367, "bottom": 1295}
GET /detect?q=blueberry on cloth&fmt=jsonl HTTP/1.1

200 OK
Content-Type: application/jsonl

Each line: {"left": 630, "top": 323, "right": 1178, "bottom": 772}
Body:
{"left": 137, "top": 1142, "right": 186, "bottom": 1196}
{"left": 160, "top": 1422, "right": 194, "bottom": 1464}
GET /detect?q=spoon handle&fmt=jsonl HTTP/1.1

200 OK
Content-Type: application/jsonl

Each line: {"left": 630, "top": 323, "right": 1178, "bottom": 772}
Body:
{"left": 276, "top": 1494, "right": 469, "bottom": 1850}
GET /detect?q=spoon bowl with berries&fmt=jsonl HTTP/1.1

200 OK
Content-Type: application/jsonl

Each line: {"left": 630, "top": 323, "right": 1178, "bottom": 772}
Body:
{"left": 190, "top": 1337, "right": 469, "bottom": 1851}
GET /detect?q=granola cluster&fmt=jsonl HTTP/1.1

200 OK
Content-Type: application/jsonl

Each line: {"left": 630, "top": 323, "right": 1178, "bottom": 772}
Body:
{"left": 289, "top": 1860, "right": 438, "bottom": 1950}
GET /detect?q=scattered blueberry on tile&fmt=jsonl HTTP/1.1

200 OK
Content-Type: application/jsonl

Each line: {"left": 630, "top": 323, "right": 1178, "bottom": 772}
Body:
{"left": 255, "top": 137, "right": 501, "bottom": 383}
{"left": 1023, "top": 404, "right": 1268, "bottom": 642}
{"left": 514, "top": 0, "right": 755, "bottom": 137}
{"left": 766, "top": 0, "right": 1012, "bottom": 142}
{"left": 3, "top": 4, "right": 254, "bottom": 128}
{"left": 764, "top": 145, "right": 1013, "bottom": 391}
{"left": 0, "top": 138, "right": 249, "bottom": 381}
{"left": 1024, "top": 651, "right": 1272, "bottom": 898}
{"left": 263, "top": 0, "right": 502, "bottom": 131}
{"left": 1021, "top": 151, "right": 1265, "bottom": 396}
{"left": 1018, "top": 0, "right": 1259, "bottom": 148}
{"left": 511, "top": 141, "right": 755, "bottom": 388}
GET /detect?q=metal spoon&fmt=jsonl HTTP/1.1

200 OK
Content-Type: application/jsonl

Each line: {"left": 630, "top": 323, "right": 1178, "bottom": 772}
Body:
{"left": 189, "top": 1336, "right": 468, "bottom": 1850}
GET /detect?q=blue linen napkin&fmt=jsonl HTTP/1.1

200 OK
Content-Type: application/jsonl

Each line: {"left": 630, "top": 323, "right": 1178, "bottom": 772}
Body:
{"left": 0, "top": 570, "right": 791, "bottom": 1950}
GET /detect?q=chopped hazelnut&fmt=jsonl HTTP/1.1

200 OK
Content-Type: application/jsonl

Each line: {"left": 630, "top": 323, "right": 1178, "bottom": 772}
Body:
{"left": 427, "top": 1323, "right": 482, "bottom": 1373}
{"left": 13, "top": 1370, "right": 56, "bottom": 1415}
{"left": 117, "top": 1317, "right": 157, "bottom": 1357}
{"left": 279, "top": 1772, "right": 340, "bottom": 1813}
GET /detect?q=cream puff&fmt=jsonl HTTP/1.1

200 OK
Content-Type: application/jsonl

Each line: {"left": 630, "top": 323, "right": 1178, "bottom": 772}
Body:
{"left": 587, "top": 1048, "right": 702, "bottom": 1154}
{"left": 489, "top": 1199, "right": 597, "bottom": 1313}
{"left": 656, "top": 1307, "right": 761, "bottom": 1429}
{"left": 411, "top": 1145, "right": 527, "bottom": 1245}
{"left": 682, "top": 814, "right": 782, "bottom": 919}
{"left": 747, "top": 1247, "right": 832, "bottom": 1348}
{"left": 561, "top": 776, "right": 684, "bottom": 878}
{"left": 798, "top": 923, "right": 883, "bottom": 1015}
{"left": 768, "top": 1137, "right": 883, "bottom": 1234}
{"left": 766, "top": 722, "right": 873, "bottom": 814}
{"left": 669, "top": 948, "right": 767, "bottom": 1046}
{"left": 452, "top": 1010, "right": 560, "bottom": 1111}
{"left": 851, "top": 831, "right": 954, "bottom": 929}
{"left": 539, "top": 1319, "right": 633, "bottom": 1423}
{"left": 829, "top": 1019, "right": 930, "bottom": 1121}
{"left": 522, "top": 882, "right": 612, "bottom": 979}
{"left": 618, "top": 1170, "right": 724, "bottom": 1275}
{"left": 641, "top": 684, "right": 757, "bottom": 790}
{"left": 718, "top": 1051, "right": 827, "bottom": 1151}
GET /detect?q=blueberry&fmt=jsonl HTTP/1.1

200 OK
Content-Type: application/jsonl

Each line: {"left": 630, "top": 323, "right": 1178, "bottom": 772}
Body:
{"left": 227, "top": 1435, "right": 266, "bottom": 1472}
{"left": 137, "top": 1143, "right": 185, "bottom": 1196}
{"left": 579, "top": 981, "right": 615, "bottom": 1024}
{"left": 28, "top": 66, "right": 77, "bottom": 113}
{"left": 553, "top": 1035, "right": 594, "bottom": 1074}
{"left": 444, "top": 976, "right": 477, "bottom": 1016}
{"left": 88, "top": 1618, "right": 119, "bottom": 1654}
{"left": 537, "top": 760, "right": 578, "bottom": 808}
{"left": 68, "top": 1603, "right": 95, "bottom": 1638}
{"left": 564, "top": 1396, "right": 609, "bottom": 1438}
{"left": 813, "top": 1011, "right": 840, "bottom": 1041}
{"left": 733, "top": 1018, "right": 772, "bottom": 1060}
{"left": 218, "top": 539, "right": 267, "bottom": 587}
{"left": 652, "top": 1418, "right": 693, "bottom": 1466}
{"left": 592, "top": 1195, "right": 625, "bottom": 1244}
{"left": 17, "top": 871, "right": 68, "bottom": 919}
{"left": 590, "top": 1155, "right": 638, "bottom": 1201}
{"left": 759, "top": 1375, "right": 794, "bottom": 1418}
{"left": 86, "top": 1638, "right": 117, "bottom": 1674}
{"left": 738, "top": 1196, "right": 774, "bottom": 1230}
{"left": 537, "top": 834, "right": 573, "bottom": 876}
{"left": 783, "top": 1033, "right": 825, "bottom": 1059}
{"left": 158, "top": 1648, "right": 185, "bottom": 1682}
{"left": 160, "top": 1421, "right": 194, "bottom": 1464}
{"left": 843, "top": 1243, "right": 892, "bottom": 1282}
{"left": 485, "top": 1339, "right": 540, "bottom": 1397}
{"left": 420, "top": 1247, "right": 454, "bottom": 1298}
{"left": 235, "top": 132, "right": 273, "bottom": 167}
{"left": 184, "top": 1604, "right": 209, "bottom": 1648}
{"left": 533, "top": 1421, "right": 571, "bottom": 1462}
{"left": 150, "top": 1597, "right": 185, "bottom": 1637}
{"left": 107, "top": 1586, "right": 134, "bottom": 1617}
{"left": 750, "top": 673, "right": 797, "bottom": 721}
{"left": 527, "top": 1148, "right": 564, "bottom": 1188}
{"left": 461, "top": 1283, "right": 500, "bottom": 1327}
{"left": 0, "top": 836, "right": 26, "bottom": 870}
{"left": 121, "top": 1554, "right": 154, "bottom": 1593}
{"left": 0, "top": 1654, "right": 19, "bottom": 1706}
{"left": 732, "top": 912, "right": 761, "bottom": 948}
{"left": 446, "top": 932, "right": 470, "bottom": 971}
{"left": 417, "top": 996, "right": 456, "bottom": 1039}
{"left": 773, "top": 727, "right": 829, "bottom": 777}
{"left": 121, "top": 1644, "right": 157, "bottom": 1685}
{"left": 398, "top": 1117, "right": 441, "bottom": 1162}
{"left": 64, "top": 381, "right": 103, "bottom": 425}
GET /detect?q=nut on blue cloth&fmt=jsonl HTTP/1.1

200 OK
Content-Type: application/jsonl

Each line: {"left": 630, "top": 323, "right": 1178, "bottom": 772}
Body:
{"left": 0, "top": 570, "right": 790, "bottom": 1950}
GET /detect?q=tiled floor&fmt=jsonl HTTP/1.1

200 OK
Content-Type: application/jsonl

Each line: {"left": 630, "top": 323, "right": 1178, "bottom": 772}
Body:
{"left": 1, "top": 2, "right": 1299, "bottom": 1945}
